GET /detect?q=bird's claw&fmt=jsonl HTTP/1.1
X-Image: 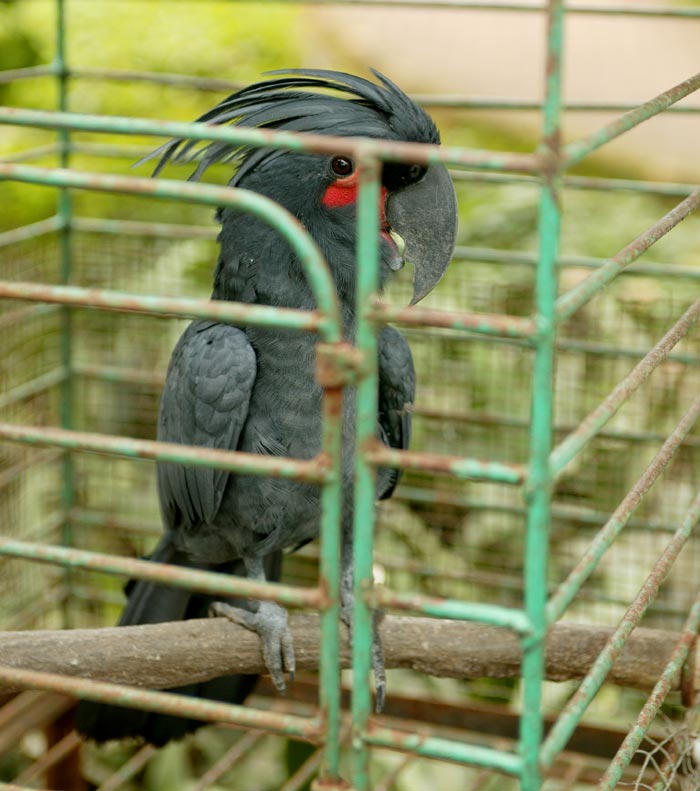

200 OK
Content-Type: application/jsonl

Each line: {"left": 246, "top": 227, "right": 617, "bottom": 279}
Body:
{"left": 340, "top": 598, "right": 386, "bottom": 713}
{"left": 210, "top": 600, "right": 295, "bottom": 693}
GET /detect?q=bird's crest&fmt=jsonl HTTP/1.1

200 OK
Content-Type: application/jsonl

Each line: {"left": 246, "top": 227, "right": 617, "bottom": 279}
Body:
{"left": 147, "top": 69, "right": 440, "bottom": 184}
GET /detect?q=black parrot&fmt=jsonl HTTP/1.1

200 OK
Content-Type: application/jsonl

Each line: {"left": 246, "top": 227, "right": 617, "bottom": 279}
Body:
{"left": 75, "top": 69, "right": 457, "bottom": 745}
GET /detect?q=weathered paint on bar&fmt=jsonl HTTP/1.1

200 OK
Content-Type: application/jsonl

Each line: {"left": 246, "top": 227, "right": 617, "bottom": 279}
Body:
{"left": 0, "top": 422, "right": 329, "bottom": 483}
{"left": 0, "top": 664, "right": 321, "bottom": 739}
{"left": 0, "top": 538, "right": 322, "bottom": 608}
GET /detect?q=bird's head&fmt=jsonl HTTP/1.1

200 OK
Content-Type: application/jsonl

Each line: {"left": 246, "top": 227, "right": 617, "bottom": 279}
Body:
{"left": 150, "top": 69, "right": 457, "bottom": 305}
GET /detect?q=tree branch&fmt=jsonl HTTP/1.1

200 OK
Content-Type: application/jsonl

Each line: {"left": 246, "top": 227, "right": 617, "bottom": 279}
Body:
{"left": 0, "top": 615, "right": 690, "bottom": 695}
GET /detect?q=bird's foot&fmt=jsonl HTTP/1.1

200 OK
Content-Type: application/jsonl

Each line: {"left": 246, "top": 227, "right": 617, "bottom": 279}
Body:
{"left": 210, "top": 600, "right": 295, "bottom": 693}
{"left": 340, "top": 597, "right": 386, "bottom": 713}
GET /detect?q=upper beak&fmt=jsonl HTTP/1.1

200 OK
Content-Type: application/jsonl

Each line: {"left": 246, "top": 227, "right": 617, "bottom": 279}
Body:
{"left": 385, "top": 163, "right": 458, "bottom": 305}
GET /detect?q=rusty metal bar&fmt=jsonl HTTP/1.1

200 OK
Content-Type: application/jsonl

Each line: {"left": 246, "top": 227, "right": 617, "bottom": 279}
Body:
{"left": 540, "top": 489, "right": 700, "bottom": 768}
{"left": 563, "top": 71, "right": 700, "bottom": 168}
{"left": 0, "top": 422, "right": 329, "bottom": 483}
{"left": 372, "top": 588, "right": 531, "bottom": 633}
{"left": 95, "top": 745, "right": 158, "bottom": 791}
{"left": 0, "top": 664, "right": 321, "bottom": 739}
{"left": 0, "top": 279, "right": 325, "bottom": 333}
{"left": 190, "top": 732, "right": 265, "bottom": 791}
{"left": 0, "top": 539, "right": 322, "bottom": 609}
{"left": 370, "top": 300, "right": 536, "bottom": 340}
{"left": 364, "top": 444, "right": 526, "bottom": 484}
{"left": 556, "top": 190, "right": 700, "bottom": 322}
{"left": 596, "top": 590, "right": 700, "bottom": 791}
{"left": 547, "top": 393, "right": 700, "bottom": 624}
{"left": 0, "top": 107, "right": 539, "bottom": 172}
{"left": 549, "top": 299, "right": 700, "bottom": 478}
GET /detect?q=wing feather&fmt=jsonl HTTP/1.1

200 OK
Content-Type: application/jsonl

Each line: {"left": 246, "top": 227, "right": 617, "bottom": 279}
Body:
{"left": 157, "top": 321, "right": 256, "bottom": 528}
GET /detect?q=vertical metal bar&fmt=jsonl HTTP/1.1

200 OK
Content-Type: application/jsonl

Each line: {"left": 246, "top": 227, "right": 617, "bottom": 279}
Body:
{"left": 56, "top": 0, "right": 75, "bottom": 628}
{"left": 350, "top": 152, "right": 382, "bottom": 791}
{"left": 317, "top": 382, "right": 344, "bottom": 782}
{"left": 520, "top": 1, "right": 564, "bottom": 788}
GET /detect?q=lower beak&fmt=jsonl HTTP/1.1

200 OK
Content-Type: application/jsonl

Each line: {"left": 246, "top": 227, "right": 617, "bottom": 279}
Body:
{"left": 385, "top": 163, "right": 458, "bottom": 305}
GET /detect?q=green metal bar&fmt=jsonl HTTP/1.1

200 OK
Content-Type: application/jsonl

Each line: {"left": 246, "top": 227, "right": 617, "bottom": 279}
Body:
{"left": 365, "top": 445, "right": 526, "bottom": 484}
{"left": 350, "top": 152, "right": 382, "bottom": 791}
{"left": 71, "top": 215, "right": 217, "bottom": 239}
{"left": 540, "top": 489, "right": 700, "bottom": 768}
{"left": 0, "top": 422, "right": 329, "bottom": 483}
{"left": 0, "top": 163, "right": 341, "bottom": 340}
{"left": 372, "top": 589, "right": 531, "bottom": 633}
{"left": 0, "top": 107, "right": 539, "bottom": 173}
{"left": 0, "top": 280, "right": 326, "bottom": 334}
{"left": 563, "top": 71, "right": 700, "bottom": 168}
{"left": 596, "top": 591, "right": 700, "bottom": 791}
{"left": 547, "top": 393, "right": 700, "bottom": 624}
{"left": 520, "top": 2, "right": 563, "bottom": 787}
{"left": 317, "top": 375, "right": 344, "bottom": 780}
{"left": 0, "top": 664, "right": 320, "bottom": 740}
{"left": 556, "top": 190, "right": 700, "bottom": 322}
{"left": 371, "top": 301, "right": 536, "bottom": 339}
{"left": 364, "top": 726, "right": 522, "bottom": 774}
{"left": 550, "top": 299, "right": 700, "bottom": 478}
{"left": 0, "top": 539, "right": 322, "bottom": 608}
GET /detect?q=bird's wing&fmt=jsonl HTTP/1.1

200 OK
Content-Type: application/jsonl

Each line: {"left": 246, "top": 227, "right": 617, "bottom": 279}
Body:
{"left": 377, "top": 325, "right": 416, "bottom": 500}
{"left": 156, "top": 321, "right": 256, "bottom": 528}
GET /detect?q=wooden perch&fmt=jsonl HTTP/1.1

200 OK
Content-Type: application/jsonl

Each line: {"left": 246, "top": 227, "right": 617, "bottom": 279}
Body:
{"left": 0, "top": 615, "right": 694, "bottom": 695}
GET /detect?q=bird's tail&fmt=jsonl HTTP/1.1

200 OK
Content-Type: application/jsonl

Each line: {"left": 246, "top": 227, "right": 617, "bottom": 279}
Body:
{"left": 74, "top": 535, "right": 280, "bottom": 746}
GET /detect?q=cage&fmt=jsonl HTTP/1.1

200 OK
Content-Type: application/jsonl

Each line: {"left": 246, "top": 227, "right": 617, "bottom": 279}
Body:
{"left": 1, "top": 1, "right": 700, "bottom": 790}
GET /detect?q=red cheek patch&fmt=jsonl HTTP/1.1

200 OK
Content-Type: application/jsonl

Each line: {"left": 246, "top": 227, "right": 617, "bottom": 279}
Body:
{"left": 322, "top": 171, "right": 358, "bottom": 208}
{"left": 322, "top": 172, "right": 388, "bottom": 222}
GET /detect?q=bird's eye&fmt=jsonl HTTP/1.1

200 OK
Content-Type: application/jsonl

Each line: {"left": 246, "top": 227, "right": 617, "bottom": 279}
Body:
{"left": 408, "top": 164, "right": 425, "bottom": 181}
{"left": 331, "top": 156, "right": 355, "bottom": 177}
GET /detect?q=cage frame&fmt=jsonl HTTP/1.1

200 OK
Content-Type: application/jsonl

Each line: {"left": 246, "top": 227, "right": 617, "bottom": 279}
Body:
{"left": 1, "top": 1, "right": 700, "bottom": 789}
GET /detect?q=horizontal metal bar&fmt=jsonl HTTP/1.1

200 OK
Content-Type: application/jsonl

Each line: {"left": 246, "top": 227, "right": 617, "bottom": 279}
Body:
{"left": 563, "top": 71, "right": 700, "bottom": 168}
{"left": 0, "top": 65, "right": 57, "bottom": 85}
{"left": 0, "top": 163, "right": 342, "bottom": 341}
{"left": 549, "top": 299, "right": 700, "bottom": 477}
{"left": 0, "top": 216, "right": 63, "bottom": 248}
{"left": 0, "top": 422, "right": 329, "bottom": 483}
{"left": 371, "top": 300, "right": 536, "bottom": 339}
{"left": 0, "top": 368, "right": 68, "bottom": 411}
{"left": 0, "top": 279, "right": 324, "bottom": 333}
{"left": 547, "top": 393, "right": 700, "bottom": 624}
{"left": 73, "top": 362, "right": 165, "bottom": 386}
{"left": 540, "top": 488, "right": 700, "bottom": 768}
{"left": 372, "top": 588, "right": 531, "bottom": 633}
{"left": 556, "top": 190, "right": 700, "bottom": 322}
{"left": 71, "top": 215, "right": 217, "bottom": 239}
{"left": 0, "top": 664, "right": 320, "bottom": 740}
{"left": 364, "top": 724, "right": 522, "bottom": 774}
{"left": 365, "top": 443, "right": 526, "bottom": 484}
{"left": 0, "top": 107, "right": 539, "bottom": 172}
{"left": 458, "top": 244, "right": 700, "bottom": 281}
{"left": 0, "top": 143, "right": 63, "bottom": 164}
{"left": 0, "top": 538, "right": 322, "bottom": 608}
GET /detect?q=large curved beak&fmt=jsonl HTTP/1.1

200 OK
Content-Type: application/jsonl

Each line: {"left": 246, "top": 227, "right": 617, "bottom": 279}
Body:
{"left": 385, "top": 163, "right": 458, "bottom": 305}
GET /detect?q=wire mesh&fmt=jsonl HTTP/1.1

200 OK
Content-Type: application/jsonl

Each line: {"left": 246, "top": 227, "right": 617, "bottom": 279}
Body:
{"left": 1, "top": 0, "right": 700, "bottom": 789}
